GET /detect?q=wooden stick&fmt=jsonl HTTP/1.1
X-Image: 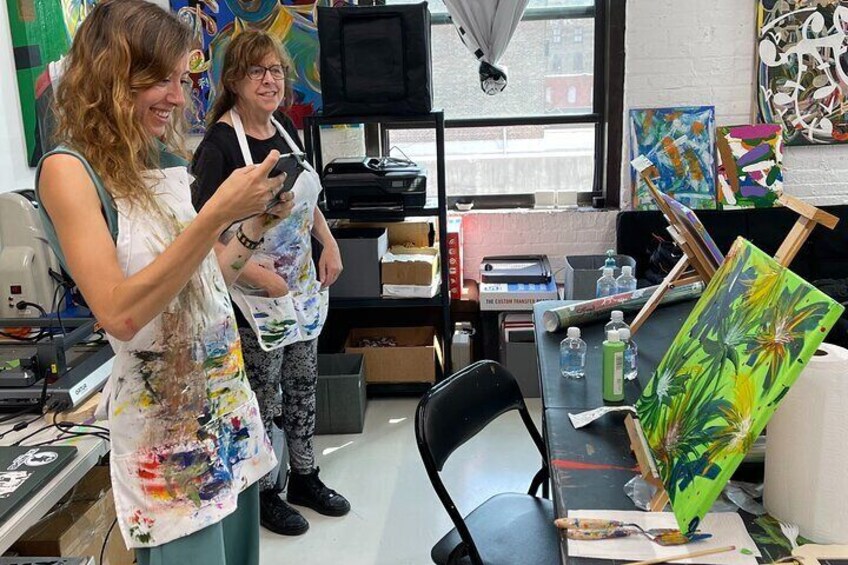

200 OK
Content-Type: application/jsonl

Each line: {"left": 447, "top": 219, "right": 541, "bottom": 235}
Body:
{"left": 628, "top": 545, "right": 736, "bottom": 565}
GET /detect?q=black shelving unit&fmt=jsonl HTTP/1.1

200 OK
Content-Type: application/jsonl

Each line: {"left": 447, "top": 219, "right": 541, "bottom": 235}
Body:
{"left": 305, "top": 110, "right": 452, "bottom": 383}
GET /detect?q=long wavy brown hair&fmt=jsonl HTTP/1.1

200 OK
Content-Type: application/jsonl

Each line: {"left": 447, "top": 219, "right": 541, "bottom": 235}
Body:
{"left": 54, "top": 0, "right": 193, "bottom": 209}
{"left": 206, "top": 30, "right": 294, "bottom": 126}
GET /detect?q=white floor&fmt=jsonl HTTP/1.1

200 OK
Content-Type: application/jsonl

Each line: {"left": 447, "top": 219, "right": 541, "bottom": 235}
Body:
{"left": 260, "top": 397, "right": 544, "bottom": 565}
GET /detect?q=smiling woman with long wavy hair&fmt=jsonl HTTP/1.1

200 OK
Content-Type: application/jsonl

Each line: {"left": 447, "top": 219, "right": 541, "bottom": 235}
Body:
{"left": 53, "top": 0, "right": 193, "bottom": 210}
{"left": 35, "top": 1, "right": 296, "bottom": 563}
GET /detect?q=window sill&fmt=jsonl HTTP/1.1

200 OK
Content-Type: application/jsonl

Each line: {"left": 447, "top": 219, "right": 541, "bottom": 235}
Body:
{"left": 450, "top": 205, "right": 619, "bottom": 215}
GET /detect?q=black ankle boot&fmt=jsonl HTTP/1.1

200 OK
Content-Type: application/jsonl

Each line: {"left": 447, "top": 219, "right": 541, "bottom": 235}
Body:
{"left": 287, "top": 467, "right": 351, "bottom": 517}
{"left": 260, "top": 489, "right": 309, "bottom": 536}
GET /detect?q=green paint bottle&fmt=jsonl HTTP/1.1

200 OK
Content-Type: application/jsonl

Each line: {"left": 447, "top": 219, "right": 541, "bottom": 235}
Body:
{"left": 602, "top": 329, "right": 625, "bottom": 404}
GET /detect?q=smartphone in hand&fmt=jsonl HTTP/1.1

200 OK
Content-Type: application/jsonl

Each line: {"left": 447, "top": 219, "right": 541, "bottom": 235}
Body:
{"left": 266, "top": 153, "right": 306, "bottom": 208}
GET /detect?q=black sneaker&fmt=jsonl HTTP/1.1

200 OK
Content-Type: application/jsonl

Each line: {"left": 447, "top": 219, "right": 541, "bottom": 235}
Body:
{"left": 260, "top": 489, "right": 309, "bottom": 536}
{"left": 287, "top": 468, "right": 351, "bottom": 517}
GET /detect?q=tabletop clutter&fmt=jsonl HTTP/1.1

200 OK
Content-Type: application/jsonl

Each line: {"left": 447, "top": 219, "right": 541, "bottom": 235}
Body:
{"left": 541, "top": 237, "right": 848, "bottom": 563}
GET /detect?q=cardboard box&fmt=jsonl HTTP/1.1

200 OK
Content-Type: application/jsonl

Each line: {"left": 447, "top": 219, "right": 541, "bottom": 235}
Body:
{"left": 340, "top": 220, "right": 432, "bottom": 248}
{"left": 331, "top": 227, "right": 389, "bottom": 298}
{"left": 383, "top": 273, "right": 440, "bottom": 298}
{"left": 381, "top": 246, "right": 439, "bottom": 286}
{"left": 564, "top": 254, "right": 636, "bottom": 300}
{"left": 13, "top": 466, "right": 134, "bottom": 565}
{"left": 344, "top": 326, "right": 441, "bottom": 383}
{"left": 479, "top": 280, "right": 559, "bottom": 311}
{"left": 446, "top": 216, "right": 463, "bottom": 299}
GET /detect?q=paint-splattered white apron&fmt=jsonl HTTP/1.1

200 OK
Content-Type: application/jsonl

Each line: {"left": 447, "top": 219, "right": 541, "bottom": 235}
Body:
{"left": 104, "top": 164, "right": 276, "bottom": 549}
{"left": 228, "top": 110, "right": 328, "bottom": 351}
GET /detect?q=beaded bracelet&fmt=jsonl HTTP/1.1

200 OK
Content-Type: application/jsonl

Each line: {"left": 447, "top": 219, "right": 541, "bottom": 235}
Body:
{"left": 236, "top": 224, "right": 264, "bottom": 250}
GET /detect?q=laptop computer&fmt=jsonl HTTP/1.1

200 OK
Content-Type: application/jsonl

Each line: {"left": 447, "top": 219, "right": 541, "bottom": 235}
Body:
{"left": 0, "top": 445, "right": 77, "bottom": 524}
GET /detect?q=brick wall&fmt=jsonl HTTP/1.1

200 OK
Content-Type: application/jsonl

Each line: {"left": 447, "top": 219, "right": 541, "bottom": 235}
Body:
{"left": 622, "top": 0, "right": 848, "bottom": 207}
{"left": 457, "top": 209, "right": 618, "bottom": 281}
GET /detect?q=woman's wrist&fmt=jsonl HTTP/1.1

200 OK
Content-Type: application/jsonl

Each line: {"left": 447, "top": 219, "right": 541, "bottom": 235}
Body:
{"left": 239, "top": 218, "right": 265, "bottom": 242}
{"left": 197, "top": 200, "right": 231, "bottom": 234}
{"left": 236, "top": 223, "right": 264, "bottom": 250}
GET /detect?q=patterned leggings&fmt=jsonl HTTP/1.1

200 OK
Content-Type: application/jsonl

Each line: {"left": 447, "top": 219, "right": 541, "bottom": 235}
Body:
{"left": 238, "top": 327, "right": 318, "bottom": 492}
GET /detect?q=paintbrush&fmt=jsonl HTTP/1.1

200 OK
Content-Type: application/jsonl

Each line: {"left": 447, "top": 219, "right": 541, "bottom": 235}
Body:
{"left": 628, "top": 544, "right": 736, "bottom": 565}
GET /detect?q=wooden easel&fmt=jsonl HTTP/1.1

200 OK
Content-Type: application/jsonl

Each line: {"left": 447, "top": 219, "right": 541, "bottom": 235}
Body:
{"left": 630, "top": 173, "right": 839, "bottom": 335}
{"left": 625, "top": 174, "right": 839, "bottom": 510}
{"left": 624, "top": 413, "right": 669, "bottom": 511}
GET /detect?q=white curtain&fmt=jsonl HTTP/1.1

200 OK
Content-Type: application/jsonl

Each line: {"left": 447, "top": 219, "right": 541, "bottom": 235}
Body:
{"left": 443, "top": 0, "right": 530, "bottom": 94}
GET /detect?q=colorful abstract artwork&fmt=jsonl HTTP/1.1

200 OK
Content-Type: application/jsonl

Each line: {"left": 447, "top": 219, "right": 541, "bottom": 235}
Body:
{"left": 716, "top": 124, "right": 784, "bottom": 209}
{"left": 629, "top": 106, "right": 717, "bottom": 211}
{"left": 757, "top": 1, "right": 848, "bottom": 145}
{"left": 658, "top": 192, "right": 724, "bottom": 268}
{"left": 636, "top": 238, "right": 844, "bottom": 535}
{"left": 7, "top": 0, "right": 97, "bottom": 165}
{"left": 170, "top": 0, "right": 332, "bottom": 132}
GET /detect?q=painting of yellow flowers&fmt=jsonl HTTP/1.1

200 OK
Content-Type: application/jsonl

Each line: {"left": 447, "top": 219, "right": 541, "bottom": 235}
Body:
{"left": 636, "top": 237, "right": 844, "bottom": 535}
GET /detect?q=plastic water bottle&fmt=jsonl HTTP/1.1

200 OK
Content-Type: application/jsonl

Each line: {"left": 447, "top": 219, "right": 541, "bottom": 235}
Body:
{"left": 596, "top": 267, "right": 617, "bottom": 298}
{"left": 616, "top": 265, "right": 637, "bottom": 294}
{"left": 605, "top": 310, "right": 630, "bottom": 334}
{"left": 560, "top": 327, "right": 587, "bottom": 379}
{"left": 603, "top": 249, "right": 617, "bottom": 270}
{"left": 619, "top": 327, "right": 638, "bottom": 381}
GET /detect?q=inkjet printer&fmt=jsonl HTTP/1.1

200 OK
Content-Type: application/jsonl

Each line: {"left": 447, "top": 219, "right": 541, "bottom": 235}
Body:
{"left": 322, "top": 157, "right": 426, "bottom": 213}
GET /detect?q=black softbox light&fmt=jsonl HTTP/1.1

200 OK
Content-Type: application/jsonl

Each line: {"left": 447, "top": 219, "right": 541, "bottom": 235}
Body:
{"left": 318, "top": 3, "right": 433, "bottom": 116}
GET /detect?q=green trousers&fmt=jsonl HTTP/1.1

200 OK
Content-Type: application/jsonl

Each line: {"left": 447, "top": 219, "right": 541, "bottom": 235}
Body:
{"left": 136, "top": 483, "right": 259, "bottom": 565}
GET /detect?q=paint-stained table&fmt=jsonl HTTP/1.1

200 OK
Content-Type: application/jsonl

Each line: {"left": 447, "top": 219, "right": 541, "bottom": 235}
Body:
{"left": 533, "top": 300, "right": 798, "bottom": 565}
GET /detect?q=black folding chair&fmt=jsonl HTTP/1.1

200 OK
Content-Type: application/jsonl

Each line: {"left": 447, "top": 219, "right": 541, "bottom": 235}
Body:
{"left": 415, "top": 361, "right": 560, "bottom": 565}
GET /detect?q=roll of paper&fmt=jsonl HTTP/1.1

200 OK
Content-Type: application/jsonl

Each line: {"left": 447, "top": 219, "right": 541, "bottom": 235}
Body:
{"left": 763, "top": 342, "right": 848, "bottom": 543}
{"left": 542, "top": 282, "right": 704, "bottom": 333}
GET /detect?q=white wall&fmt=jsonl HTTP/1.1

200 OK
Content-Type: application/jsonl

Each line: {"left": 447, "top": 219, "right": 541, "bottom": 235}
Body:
{"left": 0, "top": 2, "right": 35, "bottom": 193}
{"left": 623, "top": 0, "right": 848, "bottom": 207}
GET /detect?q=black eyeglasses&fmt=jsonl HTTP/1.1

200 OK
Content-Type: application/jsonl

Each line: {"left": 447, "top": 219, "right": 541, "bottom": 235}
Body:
{"left": 247, "top": 65, "right": 285, "bottom": 81}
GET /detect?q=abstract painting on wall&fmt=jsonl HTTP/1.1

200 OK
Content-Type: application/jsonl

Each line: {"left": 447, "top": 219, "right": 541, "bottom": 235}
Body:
{"left": 636, "top": 237, "right": 844, "bottom": 535}
{"left": 757, "top": 0, "right": 848, "bottom": 145}
{"left": 716, "top": 124, "right": 784, "bottom": 209}
{"left": 629, "top": 106, "right": 717, "bottom": 211}
{"left": 171, "top": 0, "right": 332, "bottom": 132}
{"left": 7, "top": 0, "right": 97, "bottom": 166}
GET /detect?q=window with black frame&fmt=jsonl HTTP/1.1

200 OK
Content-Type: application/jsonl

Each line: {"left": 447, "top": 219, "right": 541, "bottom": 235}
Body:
{"left": 381, "top": 0, "right": 619, "bottom": 205}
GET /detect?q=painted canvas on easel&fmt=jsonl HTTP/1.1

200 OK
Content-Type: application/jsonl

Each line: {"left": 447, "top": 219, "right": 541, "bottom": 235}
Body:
{"left": 629, "top": 106, "right": 717, "bottom": 211}
{"left": 170, "top": 0, "right": 332, "bottom": 132}
{"left": 636, "top": 238, "right": 844, "bottom": 535}
{"left": 716, "top": 124, "right": 784, "bottom": 209}
{"left": 657, "top": 192, "right": 724, "bottom": 269}
{"left": 757, "top": 1, "right": 848, "bottom": 145}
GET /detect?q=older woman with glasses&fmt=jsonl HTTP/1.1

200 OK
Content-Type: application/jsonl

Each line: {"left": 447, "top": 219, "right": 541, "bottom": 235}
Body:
{"left": 191, "top": 30, "right": 348, "bottom": 537}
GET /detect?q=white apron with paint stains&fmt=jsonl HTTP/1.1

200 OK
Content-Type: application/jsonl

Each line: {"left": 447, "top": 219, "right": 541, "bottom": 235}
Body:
{"left": 104, "top": 164, "right": 277, "bottom": 549}
{"left": 228, "top": 110, "right": 328, "bottom": 351}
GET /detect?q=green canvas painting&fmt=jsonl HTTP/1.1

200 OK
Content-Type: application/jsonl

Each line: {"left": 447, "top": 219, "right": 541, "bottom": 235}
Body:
{"left": 7, "top": 0, "right": 97, "bottom": 165}
{"left": 636, "top": 237, "right": 844, "bottom": 535}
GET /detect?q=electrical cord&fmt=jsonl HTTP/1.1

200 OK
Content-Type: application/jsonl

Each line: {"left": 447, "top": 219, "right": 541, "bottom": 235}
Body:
{"left": 11, "top": 423, "right": 57, "bottom": 446}
{"left": 0, "top": 329, "right": 44, "bottom": 342}
{"left": 51, "top": 283, "right": 68, "bottom": 337}
{"left": 52, "top": 411, "right": 109, "bottom": 436}
{"left": 15, "top": 414, "right": 110, "bottom": 447}
{"left": 15, "top": 301, "right": 47, "bottom": 317}
{"left": 0, "top": 403, "right": 41, "bottom": 425}
{"left": 0, "top": 413, "right": 44, "bottom": 441}
{"left": 100, "top": 517, "right": 118, "bottom": 564}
